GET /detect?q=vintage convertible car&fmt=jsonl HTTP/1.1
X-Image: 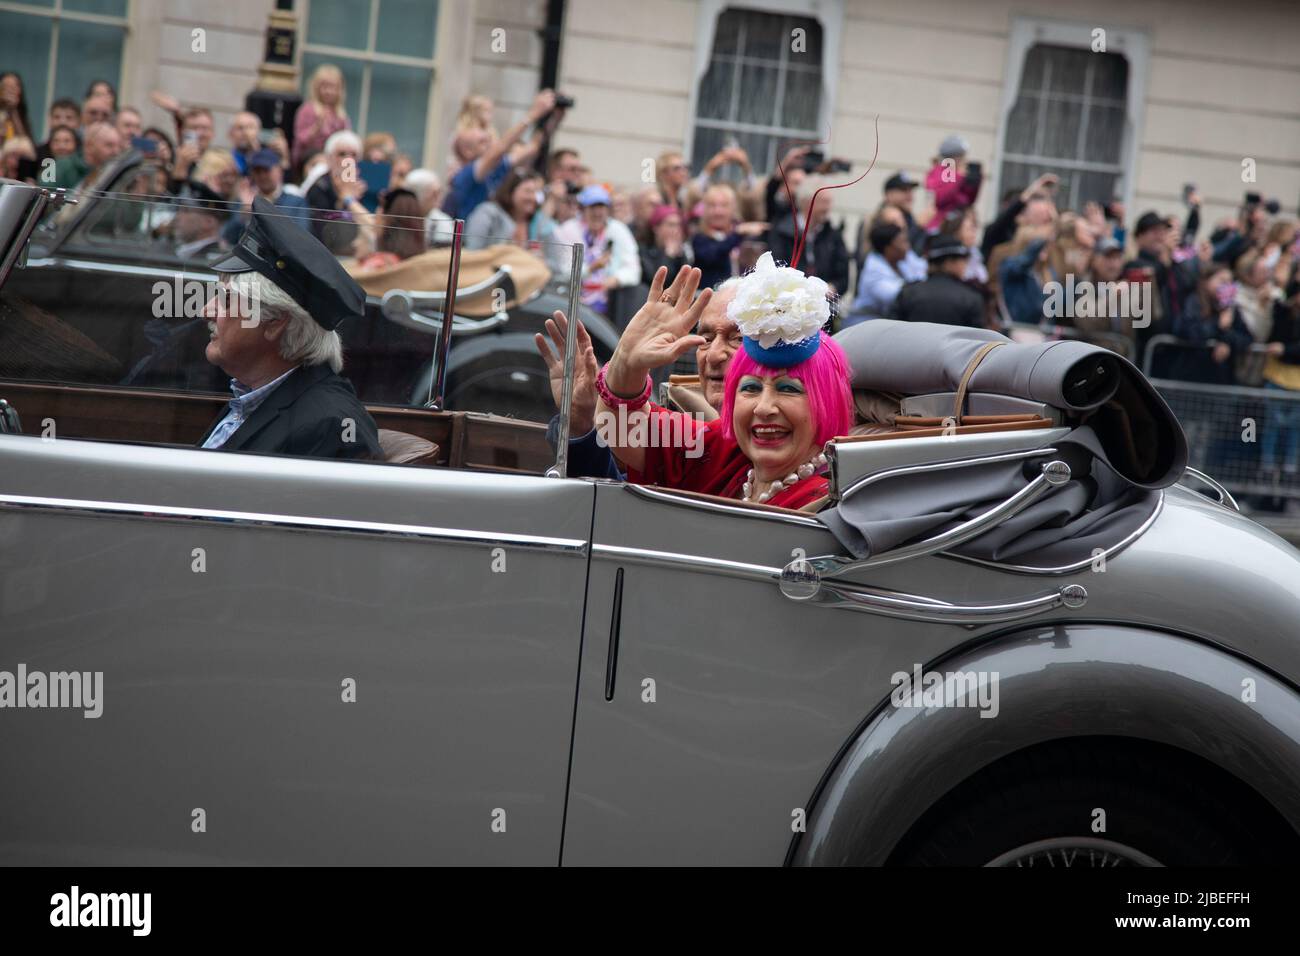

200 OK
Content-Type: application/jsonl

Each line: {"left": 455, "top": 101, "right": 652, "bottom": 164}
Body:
{"left": 2, "top": 179, "right": 1300, "bottom": 867}
{"left": 2, "top": 151, "right": 619, "bottom": 422}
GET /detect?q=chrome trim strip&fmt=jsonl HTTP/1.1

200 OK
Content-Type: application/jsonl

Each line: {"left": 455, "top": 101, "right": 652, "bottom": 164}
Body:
{"left": 622, "top": 483, "right": 828, "bottom": 528}
{"left": 1180, "top": 467, "right": 1240, "bottom": 512}
{"left": 0, "top": 493, "right": 588, "bottom": 554}
{"left": 838, "top": 446, "right": 1058, "bottom": 500}
{"left": 815, "top": 581, "right": 1074, "bottom": 625}
{"left": 23, "top": 256, "right": 214, "bottom": 282}
{"left": 942, "top": 490, "right": 1165, "bottom": 576}
{"left": 591, "top": 543, "right": 779, "bottom": 584}
{"left": 593, "top": 541, "right": 1068, "bottom": 625}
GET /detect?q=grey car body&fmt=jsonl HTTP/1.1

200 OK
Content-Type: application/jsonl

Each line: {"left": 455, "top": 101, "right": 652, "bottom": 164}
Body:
{"left": 2, "top": 178, "right": 1300, "bottom": 866}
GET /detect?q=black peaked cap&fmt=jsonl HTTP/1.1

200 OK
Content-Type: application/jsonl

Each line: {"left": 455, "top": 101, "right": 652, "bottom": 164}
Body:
{"left": 211, "top": 195, "right": 365, "bottom": 330}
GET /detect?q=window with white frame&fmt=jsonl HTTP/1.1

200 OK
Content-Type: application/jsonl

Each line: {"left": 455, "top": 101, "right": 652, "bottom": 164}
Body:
{"left": 999, "top": 42, "right": 1130, "bottom": 210}
{"left": 0, "top": 0, "right": 128, "bottom": 142}
{"left": 690, "top": 7, "right": 824, "bottom": 175}
{"left": 300, "top": 0, "right": 440, "bottom": 164}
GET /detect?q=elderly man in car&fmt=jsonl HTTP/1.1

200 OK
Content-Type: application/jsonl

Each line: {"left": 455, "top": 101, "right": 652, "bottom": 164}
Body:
{"left": 197, "top": 195, "right": 381, "bottom": 461}
{"left": 535, "top": 278, "right": 742, "bottom": 479}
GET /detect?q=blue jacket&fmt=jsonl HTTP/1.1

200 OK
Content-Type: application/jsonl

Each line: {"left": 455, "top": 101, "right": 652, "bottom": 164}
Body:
{"left": 998, "top": 238, "right": 1050, "bottom": 325}
{"left": 846, "top": 251, "right": 926, "bottom": 325}
{"left": 545, "top": 414, "right": 624, "bottom": 480}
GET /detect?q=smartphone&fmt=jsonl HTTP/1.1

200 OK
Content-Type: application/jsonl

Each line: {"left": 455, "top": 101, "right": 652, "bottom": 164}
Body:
{"left": 1182, "top": 183, "right": 1196, "bottom": 204}
{"left": 803, "top": 150, "right": 825, "bottom": 171}
{"left": 966, "top": 160, "right": 982, "bottom": 177}
{"left": 130, "top": 135, "right": 159, "bottom": 156}
{"left": 356, "top": 160, "right": 393, "bottom": 213}
{"left": 257, "top": 129, "right": 277, "bottom": 146}
{"left": 1244, "top": 191, "right": 1262, "bottom": 206}
{"left": 183, "top": 131, "right": 199, "bottom": 148}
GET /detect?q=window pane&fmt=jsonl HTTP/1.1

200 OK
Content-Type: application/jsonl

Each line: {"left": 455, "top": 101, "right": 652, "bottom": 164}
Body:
{"left": 712, "top": 10, "right": 741, "bottom": 54}
{"left": 1019, "top": 45, "right": 1047, "bottom": 91}
{"left": 696, "top": 60, "right": 734, "bottom": 121}
{"left": 1089, "top": 104, "right": 1127, "bottom": 165}
{"left": 782, "top": 67, "right": 820, "bottom": 131}
{"left": 736, "top": 63, "right": 778, "bottom": 126}
{"left": 1042, "top": 100, "right": 1083, "bottom": 159}
{"left": 690, "top": 124, "right": 725, "bottom": 174}
{"left": 375, "top": 0, "right": 438, "bottom": 58}
{"left": 54, "top": 20, "right": 124, "bottom": 125}
{"left": 742, "top": 13, "right": 785, "bottom": 62}
{"left": 301, "top": 52, "right": 365, "bottom": 129}
{"left": 790, "top": 18, "right": 822, "bottom": 61}
{"left": 1076, "top": 170, "right": 1119, "bottom": 207}
{"left": 1004, "top": 95, "right": 1040, "bottom": 155}
{"left": 367, "top": 61, "right": 431, "bottom": 163}
{"left": 999, "top": 160, "right": 1038, "bottom": 197}
{"left": 307, "top": 0, "right": 373, "bottom": 51}
{"left": 1091, "top": 55, "right": 1129, "bottom": 102}
{"left": 1044, "top": 46, "right": 1090, "bottom": 95}
{"left": 64, "top": 0, "right": 128, "bottom": 15}
{"left": 0, "top": 12, "right": 52, "bottom": 140}
{"left": 734, "top": 129, "right": 776, "bottom": 178}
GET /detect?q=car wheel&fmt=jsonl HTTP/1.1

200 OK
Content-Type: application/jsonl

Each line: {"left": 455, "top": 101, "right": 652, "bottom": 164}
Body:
{"left": 889, "top": 739, "right": 1296, "bottom": 866}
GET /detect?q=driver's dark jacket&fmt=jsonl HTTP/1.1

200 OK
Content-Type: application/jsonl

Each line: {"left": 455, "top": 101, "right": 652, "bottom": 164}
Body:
{"left": 199, "top": 363, "right": 381, "bottom": 461}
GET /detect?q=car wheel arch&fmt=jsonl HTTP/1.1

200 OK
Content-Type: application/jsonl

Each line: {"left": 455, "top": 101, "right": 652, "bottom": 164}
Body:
{"left": 788, "top": 622, "right": 1300, "bottom": 866}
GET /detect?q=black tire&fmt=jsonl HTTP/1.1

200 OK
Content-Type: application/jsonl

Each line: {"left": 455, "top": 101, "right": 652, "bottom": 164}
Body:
{"left": 890, "top": 738, "right": 1298, "bottom": 866}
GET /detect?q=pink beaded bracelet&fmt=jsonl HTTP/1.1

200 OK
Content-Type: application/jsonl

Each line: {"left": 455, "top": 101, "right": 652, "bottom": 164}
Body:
{"left": 595, "top": 363, "right": 652, "bottom": 410}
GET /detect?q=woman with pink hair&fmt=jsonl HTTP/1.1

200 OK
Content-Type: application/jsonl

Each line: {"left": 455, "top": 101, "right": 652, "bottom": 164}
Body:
{"left": 584, "top": 257, "right": 853, "bottom": 508}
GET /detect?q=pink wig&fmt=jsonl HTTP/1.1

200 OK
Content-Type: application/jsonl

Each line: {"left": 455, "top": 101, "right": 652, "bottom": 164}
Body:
{"left": 721, "top": 331, "right": 854, "bottom": 449}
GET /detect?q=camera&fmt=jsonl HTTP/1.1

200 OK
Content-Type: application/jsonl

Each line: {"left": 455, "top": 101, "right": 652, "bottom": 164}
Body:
{"left": 554, "top": 94, "right": 575, "bottom": 110}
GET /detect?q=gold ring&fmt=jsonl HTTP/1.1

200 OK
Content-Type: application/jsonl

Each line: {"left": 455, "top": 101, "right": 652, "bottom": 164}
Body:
{"left": 660, "top": 292, "right": 677, "bottom": 305}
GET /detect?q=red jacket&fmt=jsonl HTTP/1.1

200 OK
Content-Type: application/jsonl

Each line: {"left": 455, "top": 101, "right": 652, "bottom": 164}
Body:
{"left": 924, "top": 162, "right": 981, "bottom": 230}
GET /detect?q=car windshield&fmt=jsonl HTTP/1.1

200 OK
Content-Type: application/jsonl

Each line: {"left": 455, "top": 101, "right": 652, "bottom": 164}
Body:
{"left": 4, "top": 183, "right": 584, "bottom": 418}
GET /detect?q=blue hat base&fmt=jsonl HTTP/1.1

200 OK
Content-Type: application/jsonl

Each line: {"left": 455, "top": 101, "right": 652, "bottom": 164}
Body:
{"left": 742, "top": 333, "right": 821, "bottom": 368}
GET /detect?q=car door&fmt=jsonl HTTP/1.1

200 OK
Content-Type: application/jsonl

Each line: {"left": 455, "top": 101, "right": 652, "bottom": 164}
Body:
{"left": 0, "top": 433, "right": 594, "bottom": 864}
{"left": 562, "top": 481, "right": 1037, "bottom": 865}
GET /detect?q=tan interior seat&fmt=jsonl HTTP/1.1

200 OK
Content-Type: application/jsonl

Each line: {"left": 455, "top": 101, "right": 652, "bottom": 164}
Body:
{"left": 378, "top": 428, "right": 440, "bottom": 465}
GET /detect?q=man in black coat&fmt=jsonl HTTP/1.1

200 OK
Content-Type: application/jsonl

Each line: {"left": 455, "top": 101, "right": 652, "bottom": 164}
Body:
{"left": 889, "top": 234, "right": 986, "bottom": 328}
{"left": 198, "top": 195, "right": 381, "bottom": 461}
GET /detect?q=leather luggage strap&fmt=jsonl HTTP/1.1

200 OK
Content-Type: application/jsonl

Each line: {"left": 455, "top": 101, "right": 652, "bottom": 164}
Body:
{"left": 952, "top": 341, "right": 1006, "bottom": 424}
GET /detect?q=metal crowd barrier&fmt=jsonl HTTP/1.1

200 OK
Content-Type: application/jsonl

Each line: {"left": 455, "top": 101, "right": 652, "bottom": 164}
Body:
{"left": 1142, "top": 338, "right": 1300, "bottom": 530}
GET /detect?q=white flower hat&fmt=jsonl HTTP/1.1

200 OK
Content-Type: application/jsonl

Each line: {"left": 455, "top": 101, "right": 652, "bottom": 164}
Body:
{"left": 726, "top": 251, "right": 830, "bottom": 367}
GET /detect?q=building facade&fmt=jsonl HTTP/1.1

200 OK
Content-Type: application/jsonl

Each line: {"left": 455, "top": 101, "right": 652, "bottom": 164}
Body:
{"left": 4, "top": 0, "right": 1297, "bottom": 235}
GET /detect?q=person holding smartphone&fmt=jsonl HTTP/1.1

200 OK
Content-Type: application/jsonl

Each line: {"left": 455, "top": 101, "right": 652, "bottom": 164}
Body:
{"left": 1171, "top": 262, "right": 1253, "bottom": 385}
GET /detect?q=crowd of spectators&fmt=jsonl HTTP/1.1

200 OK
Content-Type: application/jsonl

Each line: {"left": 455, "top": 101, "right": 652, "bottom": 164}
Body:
{"left": 2, "top": 65, "right": 1297, "bottom": 416}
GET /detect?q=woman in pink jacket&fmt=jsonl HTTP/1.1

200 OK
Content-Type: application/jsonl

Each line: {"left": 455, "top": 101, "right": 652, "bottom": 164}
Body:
{"left": 293, "top": 64, "right": 351, "bottom": 172}
{"left": 924, "top": 134, "right": 981, "bottom": 231}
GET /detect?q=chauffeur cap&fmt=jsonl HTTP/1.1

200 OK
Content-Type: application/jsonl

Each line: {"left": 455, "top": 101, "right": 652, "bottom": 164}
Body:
{"left": 211, "top": 195, "right": 365, "bottom": 330}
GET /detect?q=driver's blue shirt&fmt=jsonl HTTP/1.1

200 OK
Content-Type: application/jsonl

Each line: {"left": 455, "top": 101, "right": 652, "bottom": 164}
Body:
{"left": 203, "top": 367, "right": 299, "bottom": 449}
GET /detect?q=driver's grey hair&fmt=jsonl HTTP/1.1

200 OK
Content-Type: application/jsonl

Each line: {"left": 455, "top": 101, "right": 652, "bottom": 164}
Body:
{"left": 227, "top": 270, "right": 344, "bottom": 373}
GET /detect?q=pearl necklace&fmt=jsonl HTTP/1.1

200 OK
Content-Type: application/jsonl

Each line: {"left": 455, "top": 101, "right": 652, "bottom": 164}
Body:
{"left": 743, "top": 452, "right": 827, "bottom": 503}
